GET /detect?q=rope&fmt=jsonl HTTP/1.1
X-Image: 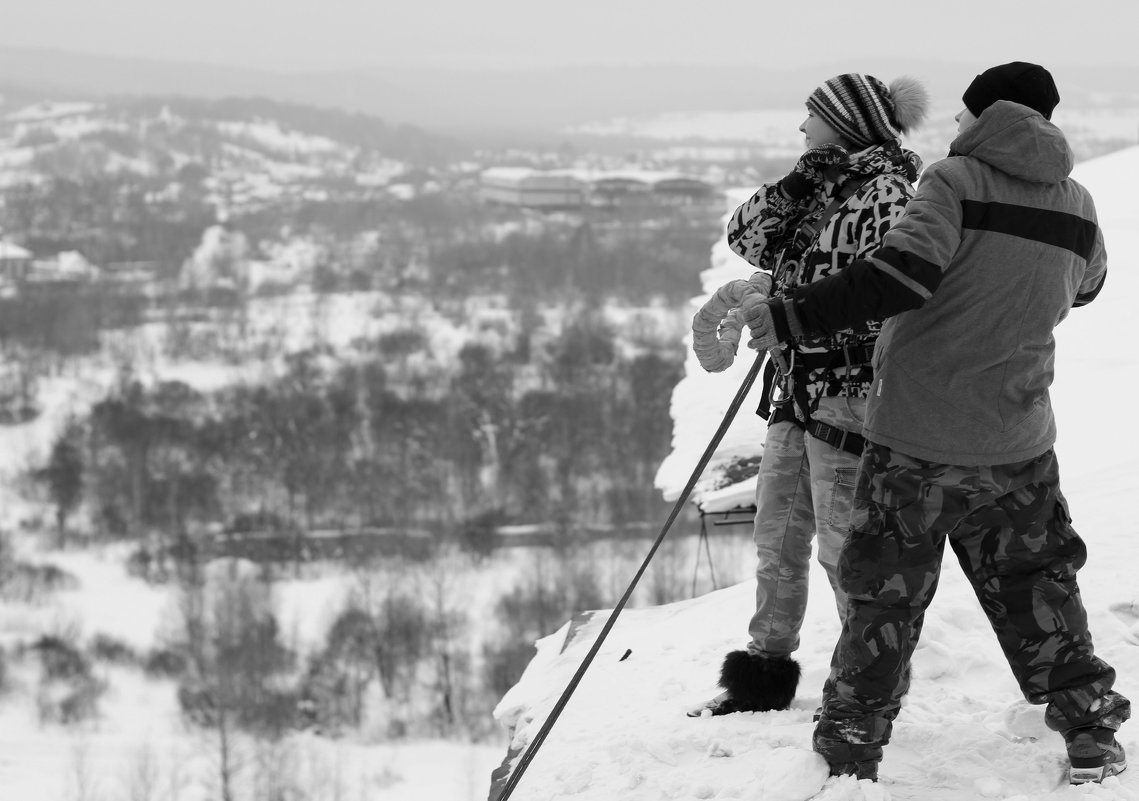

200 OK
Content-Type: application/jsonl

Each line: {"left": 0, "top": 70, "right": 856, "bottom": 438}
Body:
{"left": 495, "top": 350, "right": 765, "bottom": 801}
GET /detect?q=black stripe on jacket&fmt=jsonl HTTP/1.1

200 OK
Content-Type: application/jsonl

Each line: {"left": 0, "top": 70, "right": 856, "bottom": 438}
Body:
{"left": 960, "top": 200, "right": 1098, "bottom": 260}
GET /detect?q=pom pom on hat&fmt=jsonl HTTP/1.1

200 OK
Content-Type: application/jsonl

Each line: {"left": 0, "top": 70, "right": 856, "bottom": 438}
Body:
{"left": 807, "top": 74, "right": 930, "bottom": 149}
{"left": 888, "top": 76, "right": 930, "bottom": 133}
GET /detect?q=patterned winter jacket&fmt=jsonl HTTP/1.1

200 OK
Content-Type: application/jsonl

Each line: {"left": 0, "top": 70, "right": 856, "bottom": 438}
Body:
{"left": 726, "top": 141, "right": 921, "bottom": 410}
{"left": 789, "top": 101, "right": 1108, "bottom": 465}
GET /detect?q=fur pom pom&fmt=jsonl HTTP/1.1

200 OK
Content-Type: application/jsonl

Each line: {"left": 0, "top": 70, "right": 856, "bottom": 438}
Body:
{"left": 889, "top": 76, "right": 930, "bottom": 133}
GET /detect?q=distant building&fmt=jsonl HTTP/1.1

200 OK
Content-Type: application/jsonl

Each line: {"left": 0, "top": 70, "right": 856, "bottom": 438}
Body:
{"left": 27, "top": 251, "right": 99, "bottom": 284}
{"left": 479, "top": 167, "right": 720, "bottom": 210}
{"left": 480, "top": 168, "right": 585, "bottom": 209}
{"left": 582, "top": 170, "right": 720, "bottom": 207}
{"left": 99, "top": 261, "right": 164, "bottom": 297}
{"left": 0, "top": 241, "right": 33, "bottom": 283}
{"left": 590, "top": 174, "right": 653, "bottom": 205}
{"left": 653, "top": 176, "right": 720, "bottom": 204}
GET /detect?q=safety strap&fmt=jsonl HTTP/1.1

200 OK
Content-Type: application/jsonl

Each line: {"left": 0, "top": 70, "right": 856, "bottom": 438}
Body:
{"left": 806, "top": 419, "right": 866, "bottom": 457}
{"left": 798, "top": 343, "right": 875, "bottom": 372}
{"left": 766, "top": 401, "right": 867, "bottom": 457}
{"left": 790, "top": 176, "right": 870, "bottom": 254}
{"left": 756, "top": 342, "right": 874, "bottom": 421}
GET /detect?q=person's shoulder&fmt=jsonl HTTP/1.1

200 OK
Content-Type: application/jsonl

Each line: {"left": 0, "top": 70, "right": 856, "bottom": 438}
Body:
{"left": 916, "top": 155, "right": 978, "bottom": 193}
{"left": 1062, "top": 174, "right": 1095, "bottom": 199}
{"left": 853, "top": 171, "right": 914, "bottom": 203}
{"left": 1060, "top": 176, "right": 1100, "bottom": 219}
{"left": 922, "top": 155, "right": 972, "bottom": 179}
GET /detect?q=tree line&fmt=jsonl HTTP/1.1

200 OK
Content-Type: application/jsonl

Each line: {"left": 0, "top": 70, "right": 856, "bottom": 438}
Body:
{"left": 37, "top": 310, "right": 683, "bottom": 561}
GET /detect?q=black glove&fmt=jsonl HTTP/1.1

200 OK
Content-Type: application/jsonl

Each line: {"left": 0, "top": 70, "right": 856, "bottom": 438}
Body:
{"left": 779, "top": 143, "right": 850, "bottom": 200}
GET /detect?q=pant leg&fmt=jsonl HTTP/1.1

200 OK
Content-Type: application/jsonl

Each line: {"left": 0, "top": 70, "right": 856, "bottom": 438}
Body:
{"left": 746, "top": 420, "right": 815, "bottom": 657}
{"left": 947, "top": 449, "right": 1131, "bottom": 735}
{"left": 805, "top": 396, "right": 868, "bottom": 623}
{"left": 813, "top": 443, "right": 966, "bottom": 765}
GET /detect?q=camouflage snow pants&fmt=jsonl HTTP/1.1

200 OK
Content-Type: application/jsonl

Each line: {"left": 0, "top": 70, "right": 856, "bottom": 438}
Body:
{"left": 813, "top": 442, "right": 1130, "bottom": 765}
{"left": 746, "top": 396, "right": 865, "bottom": 657}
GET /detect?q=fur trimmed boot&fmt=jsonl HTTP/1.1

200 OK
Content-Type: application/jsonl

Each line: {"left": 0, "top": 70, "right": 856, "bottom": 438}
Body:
{"left": 717, "top": 650, "right": 801, "bottom": 712}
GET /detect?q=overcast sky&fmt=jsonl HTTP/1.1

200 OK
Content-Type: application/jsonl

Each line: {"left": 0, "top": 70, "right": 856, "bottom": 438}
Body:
{"left": 1, "top": 0, "right": 1136, "bottom": 73}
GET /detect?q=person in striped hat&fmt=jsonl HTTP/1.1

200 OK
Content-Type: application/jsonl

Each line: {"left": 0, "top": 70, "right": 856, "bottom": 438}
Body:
{"left": 687, "top": 73, "right": 928, "bottom": 721}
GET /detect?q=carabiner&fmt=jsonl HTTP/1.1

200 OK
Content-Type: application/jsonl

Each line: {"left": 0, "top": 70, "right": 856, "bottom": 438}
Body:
{"left": 768, "top": 348, "right": 795, "bottom": 407}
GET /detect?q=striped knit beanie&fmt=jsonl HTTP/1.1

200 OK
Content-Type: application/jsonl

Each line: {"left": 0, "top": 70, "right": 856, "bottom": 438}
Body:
{"left": 806, "top": 74, "right": 928, "bottom": 149}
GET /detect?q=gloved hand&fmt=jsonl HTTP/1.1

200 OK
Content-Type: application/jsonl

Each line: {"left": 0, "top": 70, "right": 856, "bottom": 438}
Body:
{"left": 739, "top": 296, "right": 804, "bottom": 351}
{"left": 738, "top": 295, "right": 779, "bottom": 351}
{"left": 747, "top": 270, "right": 773, "bottom": 298}
{"left": 780, "top": 143, "right": 850, "bottom": 200}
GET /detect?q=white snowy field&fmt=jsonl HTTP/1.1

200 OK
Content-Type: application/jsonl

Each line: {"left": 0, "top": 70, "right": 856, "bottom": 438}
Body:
{"left": 490, "top": 145, "right": 1139, "bottom": 801}
{"left": 0, "top": 542, "right": 510, "bottom": 801}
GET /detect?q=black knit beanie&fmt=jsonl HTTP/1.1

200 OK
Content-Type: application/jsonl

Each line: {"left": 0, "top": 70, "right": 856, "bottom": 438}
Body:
{"left": 962, "top": 62, "right": 1060, "bottom": 119}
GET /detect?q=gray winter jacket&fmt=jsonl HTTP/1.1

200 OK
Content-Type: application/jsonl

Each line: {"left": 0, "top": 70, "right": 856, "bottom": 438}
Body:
{"left": 789, "top": 100, "right": 1108, "bottom": 465}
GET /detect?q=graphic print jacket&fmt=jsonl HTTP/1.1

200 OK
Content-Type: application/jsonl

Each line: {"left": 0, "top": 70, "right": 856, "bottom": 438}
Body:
{"left": 726, "top": 140, "right": 921, "bottom": 407}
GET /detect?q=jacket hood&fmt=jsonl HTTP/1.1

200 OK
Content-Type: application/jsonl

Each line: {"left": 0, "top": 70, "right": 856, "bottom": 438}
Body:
{"left": 949, "top": 100, "right": 1074, "bottom": 183}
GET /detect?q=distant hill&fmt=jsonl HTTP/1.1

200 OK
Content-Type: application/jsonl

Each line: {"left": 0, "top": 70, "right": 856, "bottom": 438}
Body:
{"left": 0, "top": 95, "right": 458, "bottom": 249}
{"left": 118, "top": 96, "right": 460, "bottom": 165}
{"left": 1, "top": 46, "right": 1135, "bottom": 135}
{"left": 0, "top": 46, "right": 454, "bottom": 143}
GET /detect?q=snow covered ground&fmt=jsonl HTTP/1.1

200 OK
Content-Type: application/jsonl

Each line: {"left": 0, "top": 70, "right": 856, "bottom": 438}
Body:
{"left": 490, "top": 146, "right": 1139, "bottom": 800}
{"left": 0, "top": 285, "right": 520, "bottom": 800}
{"left": 0, "top": 540, "right": 509, "bottom": 800}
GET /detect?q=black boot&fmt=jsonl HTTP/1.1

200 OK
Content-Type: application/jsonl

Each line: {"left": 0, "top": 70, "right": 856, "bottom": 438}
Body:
{"left": 829, "top": 761, "right": 879, "bottom": 782}
{"left": 1067, "top": 726, "right": 1127, "bottom": 784}
{"left": 717, "top": 650, "right": 801, "bottom": 712}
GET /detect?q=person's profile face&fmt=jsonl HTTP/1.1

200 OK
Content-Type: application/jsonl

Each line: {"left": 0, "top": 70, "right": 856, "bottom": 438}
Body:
{"left": 800, "top": 109, "right": 848, "bottom": 149}
{"left": 954, "top": 107, "right": 979, "bottom": 135}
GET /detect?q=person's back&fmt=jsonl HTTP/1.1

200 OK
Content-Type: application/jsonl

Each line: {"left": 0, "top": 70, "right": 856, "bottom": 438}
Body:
{"left": 867, "top": 100, "right": 1107, "bottom": 465}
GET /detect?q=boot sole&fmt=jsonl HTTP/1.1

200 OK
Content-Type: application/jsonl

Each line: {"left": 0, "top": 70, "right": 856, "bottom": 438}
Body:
{"left": 1069, "top": 758, "right": 1127, "bottom": 785}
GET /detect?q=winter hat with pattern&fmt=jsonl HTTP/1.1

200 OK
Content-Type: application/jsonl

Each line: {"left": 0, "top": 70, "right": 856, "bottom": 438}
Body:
{"left": 806, "top": 74, "right": 928, "bottom": 149}
{"left": 962, "top": 61, "right": 1060, "bottom": 120}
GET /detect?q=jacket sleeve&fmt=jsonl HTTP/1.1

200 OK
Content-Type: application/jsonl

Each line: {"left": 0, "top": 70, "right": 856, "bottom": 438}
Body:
{"left": 790, "top": 163, "right": 962, "bottom": 337}
{"left": 1074, "top": 217, "right": 1107, "bottom": 307}
{"left": 725, "top": 182, "right": 808, "bottom": 268}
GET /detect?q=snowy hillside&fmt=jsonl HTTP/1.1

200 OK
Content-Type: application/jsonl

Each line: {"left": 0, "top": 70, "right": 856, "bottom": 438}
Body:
{"left": 490, "top": 147, "right": 1139, "bottom": 801}
{"left": 0, "top": 98, "right": 420, "bottom": 213}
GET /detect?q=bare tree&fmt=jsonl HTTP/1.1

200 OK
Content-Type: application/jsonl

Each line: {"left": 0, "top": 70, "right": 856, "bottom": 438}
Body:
{"left": 177, "top": 562, "right": 296, "bottom": 801}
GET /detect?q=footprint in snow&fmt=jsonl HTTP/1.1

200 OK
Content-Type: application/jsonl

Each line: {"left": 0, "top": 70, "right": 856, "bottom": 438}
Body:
{"left": 1108, "top": 602, "right": 1139, "bottom": 645}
